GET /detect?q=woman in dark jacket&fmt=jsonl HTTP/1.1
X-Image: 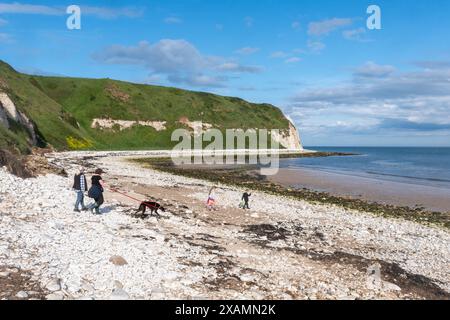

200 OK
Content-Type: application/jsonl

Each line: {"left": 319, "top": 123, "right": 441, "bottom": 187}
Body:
{"left": 88, "top": 169, "right": 105, "bottom": 214}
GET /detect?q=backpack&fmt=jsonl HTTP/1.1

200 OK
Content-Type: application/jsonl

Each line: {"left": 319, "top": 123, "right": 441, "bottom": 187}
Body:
{"left": 88, "top": 185, "right": 101, "bottom": 199}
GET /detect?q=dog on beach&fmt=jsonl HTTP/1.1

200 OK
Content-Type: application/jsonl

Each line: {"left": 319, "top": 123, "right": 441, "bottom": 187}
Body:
{"left": 137, "top": 201, "right": 166, "bottom": 218}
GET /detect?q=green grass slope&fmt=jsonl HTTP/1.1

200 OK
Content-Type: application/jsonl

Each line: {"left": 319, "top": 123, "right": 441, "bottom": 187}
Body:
{"left": 0, "top": 61, "right": 87, "bottom": 152}
{"left": 1, "top": 60, "right": 292, "bottom": 151}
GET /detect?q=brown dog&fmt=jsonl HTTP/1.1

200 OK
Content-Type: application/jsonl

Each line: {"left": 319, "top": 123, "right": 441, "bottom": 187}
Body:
{"left": 138, "top": 201, "right": 165, "bottom": 218}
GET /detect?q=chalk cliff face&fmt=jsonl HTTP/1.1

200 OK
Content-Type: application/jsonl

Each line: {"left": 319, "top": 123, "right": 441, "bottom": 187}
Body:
{"left": 271, "top": 121, "right": 303, "bottom": 150}
{"left": 0, "top": 101, "right": 8, "bottom": 128}
{"left": 0, "top": 92, "right": 38, "bottom": 145}
{"left": 91, "top": 118, "right": 167, "bottom": 132}
{"left": 0, "top": 92, "right": 17, "bottom": 126}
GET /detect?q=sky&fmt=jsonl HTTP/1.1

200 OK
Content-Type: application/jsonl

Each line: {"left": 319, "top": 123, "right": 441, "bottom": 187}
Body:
{"left": 0, "top": 0, "right": 450, "bottom": 147}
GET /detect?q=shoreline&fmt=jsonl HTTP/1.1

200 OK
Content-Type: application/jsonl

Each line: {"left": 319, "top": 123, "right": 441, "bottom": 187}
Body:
{"left": 47, "top": 149, "right": 358, "bottom": 161}
{"left": 132, "top": 158, "right": 450, "bottom": 229}
{"left": 1, "top": 151, "right": 449, "bottom": 300}
{"left": 270, "top": 167, "right": 450, "bottom": 213}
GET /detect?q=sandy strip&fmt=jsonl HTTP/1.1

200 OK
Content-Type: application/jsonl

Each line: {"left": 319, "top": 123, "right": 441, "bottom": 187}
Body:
{"left": 269, "top": 167, "right": 450, "bottom": 212}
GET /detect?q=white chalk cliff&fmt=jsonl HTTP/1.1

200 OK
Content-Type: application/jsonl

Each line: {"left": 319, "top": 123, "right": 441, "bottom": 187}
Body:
{"left": 0, "top": 92, "right": 38, "bottom": 144}
{"left": 271, "top": 121, "right": 303, "bottom": 150}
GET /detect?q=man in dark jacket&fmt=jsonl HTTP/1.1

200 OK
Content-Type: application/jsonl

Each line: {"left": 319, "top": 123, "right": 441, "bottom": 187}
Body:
{"left": 73, "top": 167, "right": 88, "bottom": 212}
{"left": 242, "top": 192, "right": 251, "bottom": 209}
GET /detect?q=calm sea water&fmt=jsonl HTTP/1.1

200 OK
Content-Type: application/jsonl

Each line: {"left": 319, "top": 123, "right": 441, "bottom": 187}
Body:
{"left": 280, "top": 147, "right": 450, "bottom": 189}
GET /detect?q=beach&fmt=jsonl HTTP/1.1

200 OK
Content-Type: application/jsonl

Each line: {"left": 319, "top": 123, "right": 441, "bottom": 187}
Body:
{"left": 0, "top": 151, "right": 449, "bottom": 300}
{"left": 269, "top": 167, "right": 450, "bottom": 213}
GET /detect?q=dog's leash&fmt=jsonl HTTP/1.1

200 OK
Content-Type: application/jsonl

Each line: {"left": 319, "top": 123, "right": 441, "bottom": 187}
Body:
{"left": 102, "top": 183, "right": 160, "bottom": 209}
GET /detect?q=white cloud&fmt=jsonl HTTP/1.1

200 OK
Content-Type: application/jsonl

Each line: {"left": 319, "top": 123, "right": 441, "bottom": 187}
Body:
{"left": 94, "top": 40, "right": 206, "bottom": 73}
{"left": 271, "top": 43, "right": 324, "bottom": 61}
{"left": 270, "top": 51, "right": 289, "bottom": 59}
{"left": 168, "top": 74, "right": 227, "bottom": 88}
{"left": 215, "top": 62, "right": 262, "bottom": 73}
{"left": 307, "top": 40, "right": 326, "bottom": 54}
{"left": 0, "top": 3, "right": 61, "bottom": 15}
{"left": 235, "top": 47, "right": 259, "bottom": 55}
{"left": 0, "top": 3, "right": 143, "bottom": 19}
{"left": 93, "top": 39, "right": 262, "bottom": 88}
{"left": 285, "top": 57, "right": 302, "bottom": 64}
{"left": 0, "top": 17, "right": 7, "bottom": 26}
{"left": 287, "top": 61, "right": 450, "bottom": 137}
{"left": 354, "top": 62, "right": 396, "bottom": 78}
{"left": 308, "top": 18, "right": 353, "bottom": 36}
{"left": 82, "top": 6, "right": 144, "bottom": 19}
{"left": 164, "top": 17, "right": 182, "bottom": 24}
{"left": 343, "top": 28, "right": 369, "bottom": 42}
{"left": 414, "top": 60, "right": 450, "bottom": 69}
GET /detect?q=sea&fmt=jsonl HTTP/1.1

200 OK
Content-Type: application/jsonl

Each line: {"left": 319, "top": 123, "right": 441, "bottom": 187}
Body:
{"left": 280, "top": 147, "right": 450, "bottom": 190}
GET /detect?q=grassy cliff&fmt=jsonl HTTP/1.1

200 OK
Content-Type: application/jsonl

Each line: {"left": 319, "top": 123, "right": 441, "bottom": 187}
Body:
{"left": 0, "top": 60, "right": 292, "bottom": 152}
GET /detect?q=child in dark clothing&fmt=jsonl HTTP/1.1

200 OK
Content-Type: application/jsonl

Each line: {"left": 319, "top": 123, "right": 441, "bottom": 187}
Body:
{"left": 242, "top": 192, "right": 251, "bottom": 209}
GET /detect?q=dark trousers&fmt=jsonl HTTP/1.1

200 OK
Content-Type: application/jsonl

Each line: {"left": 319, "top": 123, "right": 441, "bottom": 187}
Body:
{"left": 89, "top": 194, "right": 104, "bottom": 214}
{"left": 243, "top": 201, "right": 250, "bottom": 209}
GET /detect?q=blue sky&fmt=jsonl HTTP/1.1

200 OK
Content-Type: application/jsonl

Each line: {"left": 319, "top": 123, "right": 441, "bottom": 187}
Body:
{"left": 1, "top": 0, "right": 450, "bottom": 146}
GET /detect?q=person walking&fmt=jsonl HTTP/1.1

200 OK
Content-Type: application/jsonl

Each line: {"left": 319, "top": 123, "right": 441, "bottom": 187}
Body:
{"left": 73, "top": 167, "right": 88, "bottom": 212}
{"left": 242, "top": 191, "right": 251, "bottom": 209}
{"left": 88, "top": 168, "right": 105, "bottom": 215}
{"left": 206, "top": 186, "right": 216, "bottom": 211}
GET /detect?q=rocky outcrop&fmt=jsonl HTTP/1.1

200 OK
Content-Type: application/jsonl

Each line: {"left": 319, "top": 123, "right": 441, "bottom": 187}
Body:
{"left": 178, "top": 117, "right": 213, "bottom": 134}
{"left": 0, "top": 148, "right": 66, "bottom": 178}
{"left": 0, "top": 149, "right": 32, "bottom": 178}
{"left": 91, "top": 118, "right": 167, "bottom": 132}
{"left": 0, "top": 103, "right": 8, "bottom": 128}
{"left": 271, "top": 121, "right": 303, "bottom": 150}
{"left": 0, "top": 92, "right": 38, "bottom": 145}
{"left": 0, "top": 93, "right": 15, "bottom": 128}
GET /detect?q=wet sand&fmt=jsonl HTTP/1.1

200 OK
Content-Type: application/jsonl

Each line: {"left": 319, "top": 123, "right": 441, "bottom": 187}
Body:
{"left": 269, "top": 168, "right": 450, "bottom": 213}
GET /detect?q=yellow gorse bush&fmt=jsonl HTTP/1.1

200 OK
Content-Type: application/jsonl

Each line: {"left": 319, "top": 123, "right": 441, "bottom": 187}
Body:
{"left": 66, "top": 136, "right": 93, "bottom": 150}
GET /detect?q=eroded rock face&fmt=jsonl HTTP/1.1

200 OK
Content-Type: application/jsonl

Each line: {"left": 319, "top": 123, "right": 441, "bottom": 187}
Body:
{"left": 0, "top": 150, "right": 33, "bottom": 178}
{"left": 0, "top": 92, "right": 38, "bottom": 145}
{"left": 105, "top": 83, "right": 130, "bottom": 103}
{"left": 17, "top": 112, "right": 38, "bottom": 145}
{"left": 91, "top": 118, "right": 167, "bottom": 132}
{"left": 0, "top": 104, "right": 8, "bottom": 128}
{"left": 271, "top": 122, "right": 303, "bottom": 150}
{"left": 178, "top": 117, "right": 213, "bottom": 133}
{"left": 0, "top": 92, "right": 19, "bottom": 122}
